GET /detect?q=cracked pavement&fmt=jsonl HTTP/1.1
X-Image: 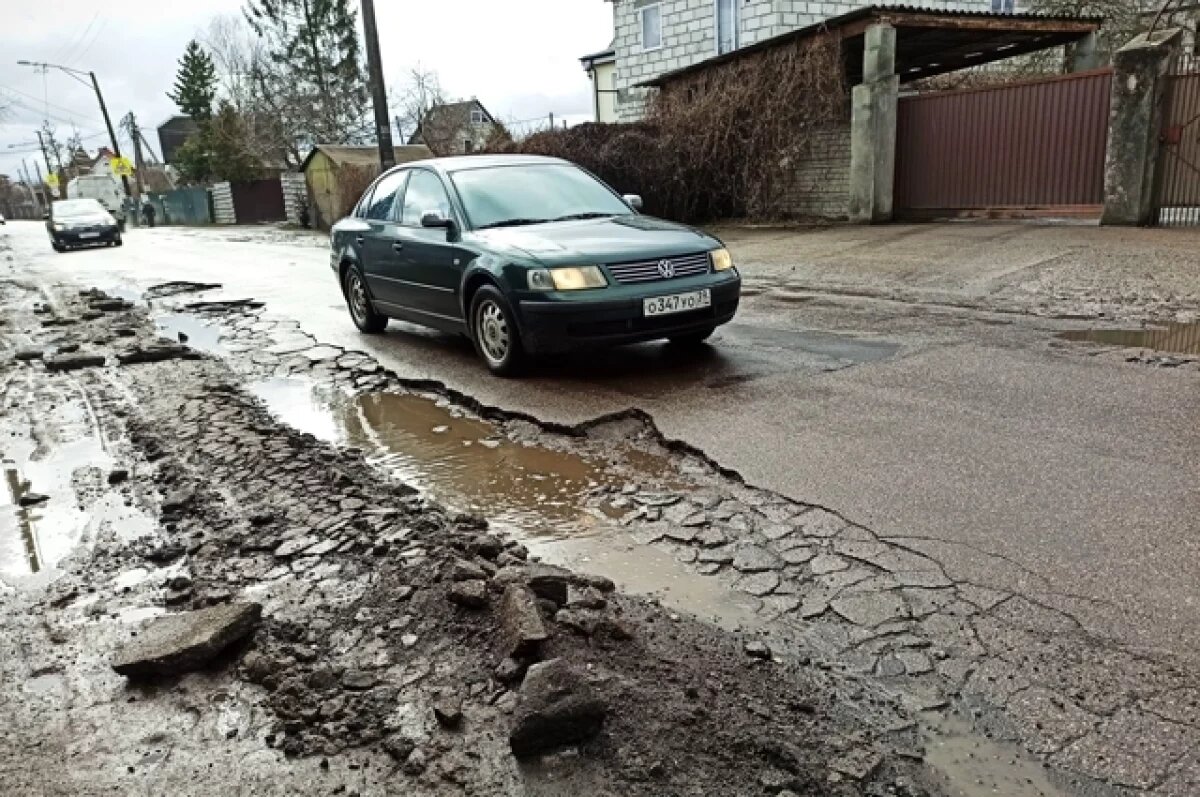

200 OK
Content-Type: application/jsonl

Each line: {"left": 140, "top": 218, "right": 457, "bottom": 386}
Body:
{"left": 2, "top": 220, "right": 1198, "bottom": 795}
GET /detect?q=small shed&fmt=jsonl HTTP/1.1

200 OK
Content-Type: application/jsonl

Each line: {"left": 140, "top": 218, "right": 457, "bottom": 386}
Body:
{"left": 301, "top": 144, "right": 432, "bottom": 229}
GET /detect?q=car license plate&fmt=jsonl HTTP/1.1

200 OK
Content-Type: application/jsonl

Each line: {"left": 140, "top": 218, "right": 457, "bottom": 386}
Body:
{"left": 79, "top": 232, "right": 100, "bottom": 239}
{"left": 643, "top": 289, "right": 711, "bottom": 317}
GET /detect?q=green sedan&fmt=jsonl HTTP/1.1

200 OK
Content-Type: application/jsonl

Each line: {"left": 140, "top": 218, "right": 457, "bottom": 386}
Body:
{"left": 330, "top": 154, "right": 740, "bottom": 375}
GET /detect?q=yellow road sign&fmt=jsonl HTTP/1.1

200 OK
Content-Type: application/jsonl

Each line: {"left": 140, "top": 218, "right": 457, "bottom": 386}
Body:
{"left": 46, "top": 173, "right": 59, "bottom": 188}
{"left": 111, "top": 156, "right": 134, "bottom": 177}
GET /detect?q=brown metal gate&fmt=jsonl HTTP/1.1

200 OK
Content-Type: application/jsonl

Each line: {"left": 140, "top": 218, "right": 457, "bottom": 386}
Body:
{"left": 229, "top": 178, "right": 286, "bottom": 224}
{"left": 895, "top": 69, "right": 1113, "bottom": 218}
{"left": 1152, "top": 55, "right": 1200, "bottom": 227}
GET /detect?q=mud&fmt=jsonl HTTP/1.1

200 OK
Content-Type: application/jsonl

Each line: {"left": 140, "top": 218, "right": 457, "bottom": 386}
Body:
{"left": 3, "top": 264, "right": 1198, "bottom": 796}
{"left": 0, "top": 279, "right": 944, "bottom": 796}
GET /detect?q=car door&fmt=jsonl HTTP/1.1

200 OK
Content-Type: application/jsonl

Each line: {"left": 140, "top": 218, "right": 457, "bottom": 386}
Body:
{"left": 359, "top": 169, "right": 409, "bottom": 306}
{"left": 395, "top": 169, "right": 464, "bottom": 322}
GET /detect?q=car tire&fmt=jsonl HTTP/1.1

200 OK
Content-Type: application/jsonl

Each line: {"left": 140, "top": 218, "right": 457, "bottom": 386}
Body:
{"left": 470, "top": 285, "right": 525, "bottom": 377}
{"left": 113, "top": 235, "right": 123, "bottom": 247}
{"left": 52, "top": 242, "right": 65, "bottom": 253}
{"left": 668, "top": 326, "right": 716, "bottom": 348}
{"left": 343, "top": 265, "right": 388, "bottom": 334}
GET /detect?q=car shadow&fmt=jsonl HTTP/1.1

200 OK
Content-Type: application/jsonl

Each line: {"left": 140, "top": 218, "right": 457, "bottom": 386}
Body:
{"left": 376, "top": 320, "right": 762, "bottom": 398}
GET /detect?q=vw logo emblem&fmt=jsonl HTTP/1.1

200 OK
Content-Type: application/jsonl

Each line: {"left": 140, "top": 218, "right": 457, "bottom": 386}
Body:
{"left": 657, "top": 259, "right": 676, "bottom": 279}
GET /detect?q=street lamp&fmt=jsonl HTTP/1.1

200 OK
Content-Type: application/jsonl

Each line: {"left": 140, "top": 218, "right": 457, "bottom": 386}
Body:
{"left": 17, "top": 60, "right": 131, "bottom": 199}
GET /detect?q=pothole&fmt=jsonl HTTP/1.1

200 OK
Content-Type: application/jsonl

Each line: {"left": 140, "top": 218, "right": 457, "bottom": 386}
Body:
{"left": 1057, "top": 320, "right": 1200, "bottom": 355}
{"left": 248, "top": 378, "right": 676, "bottom": 541}
{"left": 155, "top": 314, "right": 226, "bottom": 355}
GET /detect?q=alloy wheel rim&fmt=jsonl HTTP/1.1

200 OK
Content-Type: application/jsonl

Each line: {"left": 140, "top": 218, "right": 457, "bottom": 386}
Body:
{"left": 349, "top": 274, "right": 369, "bottom": 324}
{"left": 477, "top": 301, "right": 509, "bottom": 365}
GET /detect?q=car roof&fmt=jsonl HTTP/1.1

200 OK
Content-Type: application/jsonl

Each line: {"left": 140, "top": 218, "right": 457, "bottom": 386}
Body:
{"left": 387, "top": 154, "right": 569, "bottom": 177}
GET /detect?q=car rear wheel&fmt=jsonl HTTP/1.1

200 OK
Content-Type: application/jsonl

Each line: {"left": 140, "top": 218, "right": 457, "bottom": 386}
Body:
{"left": 52, "top": 242, "right": 65, "bottom": 253}
{"left": 113, "top": 234, "right": 123, "bottom": 247}
{"left": 470, "top": 285, "right": 524, "bottom": 376}
{"left": 344, "top": 266, "right": 387, "bottom": 334}
{"left": 668, "top": 326, "right": 716, "bottom": 348}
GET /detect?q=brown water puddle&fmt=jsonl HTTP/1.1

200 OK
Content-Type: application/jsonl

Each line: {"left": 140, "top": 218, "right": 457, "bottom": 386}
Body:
{"left": 1058, "top": 320, "right": 1200, "bottom": 355}
{"left": 249, "top": 378, "right": 670, "bottom": 540}
{"left": 922, "top": 714, "right": 1072, "bottom": 797}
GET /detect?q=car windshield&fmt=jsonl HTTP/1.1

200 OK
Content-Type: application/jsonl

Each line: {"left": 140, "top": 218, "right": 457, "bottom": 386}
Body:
{"left": 449, "top": 164, "right": 632, "bottom": 230}
{"left": 54, "top": 200, "right": 106, "bottom": 218}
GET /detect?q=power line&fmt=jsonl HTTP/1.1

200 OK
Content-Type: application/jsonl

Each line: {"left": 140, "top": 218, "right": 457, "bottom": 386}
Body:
{"left": 50, "top": 12, "right": 99, "bottom": 66}
{"left": 68, "top": 19, "right": 108, "bottom": 68}
{"left": 0, "top": 82, "right": 105, "bottom": 122}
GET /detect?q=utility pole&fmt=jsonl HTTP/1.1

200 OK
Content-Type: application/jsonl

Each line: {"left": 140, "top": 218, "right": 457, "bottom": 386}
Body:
{"left": 35, "top": 130, "right": 65, "bottom": 198}
{"left": 17, "top": 61, "right": 132, "bottom": 199}
{"left": 32, "top": 160, "right": 52, "bottom": 208}
{"left": 361, "top": 0, "right": 396, "bottom": 170}
{"left": 549, "top": 112, "right": 555, "bottom": 130}
{"left": 124, "top": 112, "right": 146, "bottom": 197}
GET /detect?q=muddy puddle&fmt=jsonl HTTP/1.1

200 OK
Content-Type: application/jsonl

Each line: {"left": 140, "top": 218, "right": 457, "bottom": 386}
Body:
{"left": 922, "top": 714, "right": 1072, "bottom": 797}
{"left": 1058, "top": 320, "right": 1200, "bottom": 355}
{"left": 249, "top": 378, "right": 671, "bottom": 541}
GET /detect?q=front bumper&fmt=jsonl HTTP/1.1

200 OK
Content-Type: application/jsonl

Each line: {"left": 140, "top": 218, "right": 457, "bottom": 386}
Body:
{"left": 517, "top": 274, "right": 741, "bottom": 353}
{"left": 52, "top": 226, "right": 120, "bottom": 246}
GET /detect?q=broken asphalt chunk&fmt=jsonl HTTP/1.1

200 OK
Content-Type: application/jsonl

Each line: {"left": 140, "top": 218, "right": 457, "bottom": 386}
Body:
{"left": 111, "top": 602, "right": 262, "bottom": 678}
{"left": 509, "top": 658, "right": 607, "bottom": 757}
{"left": 499, "top": 584, "right": 549, "bottom": 659}
{"left": 448, "top": 579, "right": 488, "bottom": 609}
{"left": 44, "top": 353, "right": 106, "bottom": 372}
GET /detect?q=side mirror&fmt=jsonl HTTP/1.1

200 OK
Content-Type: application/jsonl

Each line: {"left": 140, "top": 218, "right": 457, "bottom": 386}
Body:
{"left": 420, "top": 211, "right": 452, "bottom": 228}
{"left": 623, "top": 194, "right": 644, "bottom": 211}
{"left": 421, "top": 210, "right": 459, "bottom": 240}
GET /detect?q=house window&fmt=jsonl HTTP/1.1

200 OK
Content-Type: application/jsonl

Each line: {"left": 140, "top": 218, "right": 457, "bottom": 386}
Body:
{"left": 464, "top": 139, "right": 474, "bottom": 153}
{"left": 640, "top": 4, "right": 662, "bottom": 51}
{"left": 470, "top": 108, "right": 484, "bottom": 125}
{"left": 990, "top": 0, "right": 1015, "bottom": 12}
{"left": 716, "top": 0, "right": 737, "bottom": 55}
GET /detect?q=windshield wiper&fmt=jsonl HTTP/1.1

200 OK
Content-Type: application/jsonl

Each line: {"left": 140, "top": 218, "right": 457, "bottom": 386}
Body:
{"left": 550, "top": 212, "right": 614, "bottom": 222}
{"left": 476, "top": 217, "right": 550, "bottom": 230}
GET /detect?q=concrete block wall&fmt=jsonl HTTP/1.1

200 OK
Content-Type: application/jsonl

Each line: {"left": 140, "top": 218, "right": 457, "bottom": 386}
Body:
{"left": 770, "top": 123, "right": 851, "bottom": 218}
{"left": 612, "top": 0, "right": 1002, "bottom": 121}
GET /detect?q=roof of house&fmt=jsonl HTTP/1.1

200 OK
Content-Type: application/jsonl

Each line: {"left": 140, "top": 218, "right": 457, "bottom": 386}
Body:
{"left": 580, "top": 40, "right": 617, "bottom": 70}
{"left": 300, "top": 144, "right": 434, "bottom": 172}
{"left": 641, "top": 3, "right": 1104, "bottom": 87}
{"left": 406, "top": 99, "right": 496, "bottom": 145}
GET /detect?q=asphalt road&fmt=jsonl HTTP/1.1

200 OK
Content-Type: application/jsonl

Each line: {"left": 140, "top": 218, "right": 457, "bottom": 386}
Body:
{"left": 6, "top": 221, "right": 1198, "bottom": 661}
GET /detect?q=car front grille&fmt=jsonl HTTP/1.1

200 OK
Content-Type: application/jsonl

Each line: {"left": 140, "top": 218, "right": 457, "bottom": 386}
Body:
{"left": 606, "top": 252, "right": 711, "bottom": 284}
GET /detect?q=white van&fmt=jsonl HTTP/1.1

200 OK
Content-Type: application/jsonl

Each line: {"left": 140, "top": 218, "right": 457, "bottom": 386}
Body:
{"left": 67, "top": 175, "right": 126, "bottom": 228}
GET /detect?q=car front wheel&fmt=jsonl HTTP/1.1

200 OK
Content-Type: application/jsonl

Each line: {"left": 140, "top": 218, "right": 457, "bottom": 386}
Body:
{"left": 470, "top": 285, "right": 524, "bottom": 376}
{"left": 344, "top": 266, "right": 387, "bottom": 334}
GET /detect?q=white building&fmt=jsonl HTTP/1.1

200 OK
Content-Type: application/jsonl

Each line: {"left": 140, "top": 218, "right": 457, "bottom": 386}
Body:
{"left": 598, "top": 0, "right": 1024, "bottom": 121}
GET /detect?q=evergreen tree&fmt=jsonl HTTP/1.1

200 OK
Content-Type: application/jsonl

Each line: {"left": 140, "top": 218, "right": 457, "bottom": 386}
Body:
{"left": 244, "top": 0, "right": 370, "bottom": 148}
{"left": 168, "top": 40, "right": 218, "bottom": 121}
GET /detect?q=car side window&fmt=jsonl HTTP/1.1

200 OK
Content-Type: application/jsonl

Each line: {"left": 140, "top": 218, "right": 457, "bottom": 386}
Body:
{"left": 365, "top": 171, "right": 407, "bottom": 221}
{"left": 354, "top": 186, "right": 375, "bottom": 218}
{"left": 400, "top": 170, "right": 453, "bottom": 226}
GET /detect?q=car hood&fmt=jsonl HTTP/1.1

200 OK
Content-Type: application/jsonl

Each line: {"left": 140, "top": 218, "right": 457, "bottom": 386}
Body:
{"left": 57, "top": 214, "right": 113, "bottom": 226}
{"left": 466, "top": 215, "right": 720, "bottom": 265}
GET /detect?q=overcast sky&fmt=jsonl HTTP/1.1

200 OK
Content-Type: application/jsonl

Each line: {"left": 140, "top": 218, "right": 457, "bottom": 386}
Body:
{"left": 0, "top": 0, "right": 614, "bottom": 182}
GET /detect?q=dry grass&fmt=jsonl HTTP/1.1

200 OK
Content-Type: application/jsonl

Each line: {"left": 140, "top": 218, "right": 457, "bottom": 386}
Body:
{"left": 490, "top": 35, "right": 847, "bottom": 223}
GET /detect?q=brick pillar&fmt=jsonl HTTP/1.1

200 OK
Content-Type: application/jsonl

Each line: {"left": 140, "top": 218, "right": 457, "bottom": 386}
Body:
{"left": 1101, "top": 29, "right": 1183, "bottom": 226}
{"left": 848, "top": 23, "right": 899, "bottom": 224}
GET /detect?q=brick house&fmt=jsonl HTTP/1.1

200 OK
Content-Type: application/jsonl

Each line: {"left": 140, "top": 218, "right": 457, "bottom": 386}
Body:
{"left": 602, "top": 0, "right": 1026, "bottom": 121}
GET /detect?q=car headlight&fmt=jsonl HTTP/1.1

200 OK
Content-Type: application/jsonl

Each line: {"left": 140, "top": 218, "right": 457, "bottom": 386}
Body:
{"left": 53, "top": 223, "right": 65, "bottom": 231}
{"left": 527, "top": 266, "right": 607, "bottom": 291}
{"left": 711, "top": 248, "right": 734, "bottom": 272}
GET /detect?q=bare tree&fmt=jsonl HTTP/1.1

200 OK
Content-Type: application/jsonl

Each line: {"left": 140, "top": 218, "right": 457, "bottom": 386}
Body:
{"left": 202, "top": 14, "right": 294, "bottom": 167}
{"left": 390, "top": 66, "right": 461, "bottom": 156}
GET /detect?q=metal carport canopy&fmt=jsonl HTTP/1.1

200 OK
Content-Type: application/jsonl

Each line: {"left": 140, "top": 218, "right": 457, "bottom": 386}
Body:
{"left": 638, "top": 4, "right": 1103, "bottom": 87}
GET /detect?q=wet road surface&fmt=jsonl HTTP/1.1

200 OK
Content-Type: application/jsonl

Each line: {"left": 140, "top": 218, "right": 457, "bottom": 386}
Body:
{"left": 5, "top": 221, "right": 1199, "bottom": 663}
